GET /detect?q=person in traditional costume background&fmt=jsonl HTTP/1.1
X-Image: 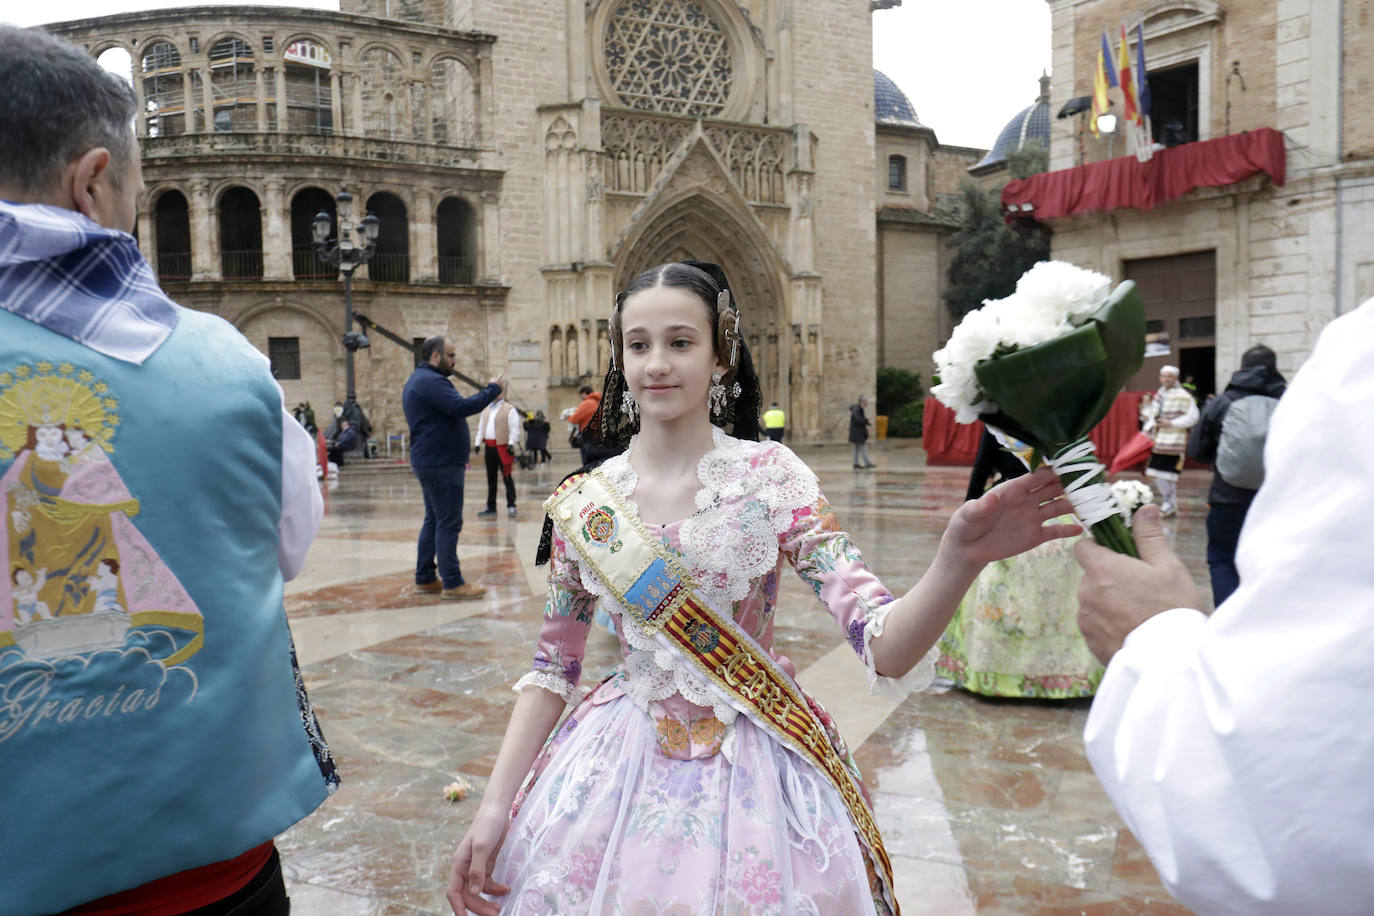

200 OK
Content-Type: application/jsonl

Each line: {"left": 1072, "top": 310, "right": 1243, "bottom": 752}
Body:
{"left": 1143, "top": 365, "right": 1199, "bottom": 517}
{"left": 937, "top": 434, "right": 1101, "bottom": 699}
{"left": 445, "top": 261, "right": 1078, "bottom": 915}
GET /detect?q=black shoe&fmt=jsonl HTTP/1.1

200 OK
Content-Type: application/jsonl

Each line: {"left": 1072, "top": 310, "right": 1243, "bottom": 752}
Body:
{"left": 476, "top": 508, "right": 497, "bottom": 518}
{"left": 853, "top": 464, "right": 863, "bottom": 469}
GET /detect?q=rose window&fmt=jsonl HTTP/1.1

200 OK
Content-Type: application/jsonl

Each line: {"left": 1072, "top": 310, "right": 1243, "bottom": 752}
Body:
{"left": 604, "top": 0, "right": 733, "bottom": 117}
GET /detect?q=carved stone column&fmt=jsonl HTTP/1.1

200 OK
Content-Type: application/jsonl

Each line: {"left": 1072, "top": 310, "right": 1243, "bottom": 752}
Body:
{"left": 262, "top": 178, "right": 290, "bottom": 279}
{"left": 188, "top": 179, "right": 214, "bottom": 279}
{"left": 411, "top": 188, "right": 435, "bottom": 282}
{"left": 478, "top": 189, "right": 501, "bottom": 283}
{"left": 136, "top": 207, "right": 155, "bottom": 266}
{"left": 182, "top": 69, "right": 196, "bottom": 132}
{"left": 275, "top": 66, "right": 288, "bottom": 133}
{"left": 130, "top": 67, "right": 147, "bottom": 139}
{"left": 200, "top": 66, "right": 215, "bottom": 131}
{"left": 255, "top": 66, "right": 267, "bottom": 132}
{"left": 329, "top": 70, "right": 342, "bottom": 135}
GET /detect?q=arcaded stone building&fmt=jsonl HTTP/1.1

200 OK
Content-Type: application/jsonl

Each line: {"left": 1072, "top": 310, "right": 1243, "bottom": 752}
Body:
{"left": 48, "top": 1, "right": 974, "bottom": 442}
{"left": 1011, "top": 0, "right": 1372, "bottom": 398}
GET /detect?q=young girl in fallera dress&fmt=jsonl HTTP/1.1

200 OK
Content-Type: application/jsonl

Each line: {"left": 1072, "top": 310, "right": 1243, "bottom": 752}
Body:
{"left": 447, "top": 262, "right": 1078, "bottom": 916}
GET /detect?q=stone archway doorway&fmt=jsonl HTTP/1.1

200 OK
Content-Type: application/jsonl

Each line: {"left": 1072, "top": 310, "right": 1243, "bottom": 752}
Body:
{"left": 616, "top": 193, "right": 792, "bottom": 430}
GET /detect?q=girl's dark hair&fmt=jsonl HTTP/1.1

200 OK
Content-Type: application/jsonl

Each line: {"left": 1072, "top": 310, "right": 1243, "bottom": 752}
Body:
{"left": 536, "top": 260, "right": 764, "bottom": 564}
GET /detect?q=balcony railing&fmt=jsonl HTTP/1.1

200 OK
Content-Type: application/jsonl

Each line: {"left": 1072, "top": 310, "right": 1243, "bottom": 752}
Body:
{"left": 292, "top": 247, "right": 337, "bottom": 280}
{"left": 221, "top": 249, "right": 264, "bottom": 280}
{"left": 367, "top": 252, "right": 409, "bottom": 283}
{"left": 156, "top": 251, "right": 191, "bottom": 282}
{"left": 438, "top": 255, "right": 473, "bottom": 285}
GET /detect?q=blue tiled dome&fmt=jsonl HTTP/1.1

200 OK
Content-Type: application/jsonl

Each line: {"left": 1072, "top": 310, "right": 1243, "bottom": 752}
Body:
{"left": 874, "top": 70, "right": 921, "bottom": 127}
{"left": 975, "top": 74, "right": 1052, "bottom": 170}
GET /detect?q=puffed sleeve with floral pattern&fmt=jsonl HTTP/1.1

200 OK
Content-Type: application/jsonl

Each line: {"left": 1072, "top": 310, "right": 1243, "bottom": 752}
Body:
{"left": 779, "top": 480, "right": 936, "bottom": 698}
{"left": 512, "top": 528, "right": 597, "bottom": 706}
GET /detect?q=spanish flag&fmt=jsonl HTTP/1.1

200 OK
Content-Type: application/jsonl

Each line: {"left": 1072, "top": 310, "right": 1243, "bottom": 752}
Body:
{"left": 1118, "top": 23, "right": 1141, "bottom": 126}
{"left": 1090, "top": 31, "right": 1115, "bottom": 136}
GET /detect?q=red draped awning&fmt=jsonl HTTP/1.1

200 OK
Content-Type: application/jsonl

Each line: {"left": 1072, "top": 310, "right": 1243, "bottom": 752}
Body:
{"left": 1001, "top": 127, "right": 1286, "bottom": 222}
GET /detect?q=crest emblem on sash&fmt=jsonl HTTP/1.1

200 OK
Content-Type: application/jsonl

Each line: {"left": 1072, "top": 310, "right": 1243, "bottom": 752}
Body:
{"left": 682, "top": 619, "right": 720, "bottom": 654}
{"left": 580, "top": 505, "right": 623, "bottom": 553}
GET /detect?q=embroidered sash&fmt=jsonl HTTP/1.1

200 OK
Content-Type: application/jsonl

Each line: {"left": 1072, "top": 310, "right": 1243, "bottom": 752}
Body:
{"left": 545, "top": 469, "right": 899, "bottom": 914}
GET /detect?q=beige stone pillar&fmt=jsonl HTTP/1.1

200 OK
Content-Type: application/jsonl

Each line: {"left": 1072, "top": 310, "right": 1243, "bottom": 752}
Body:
{"left": 200, "top": 66, "right": 215, "bottom": 132}
{"left": 136, "top": 208, "right": 155, "bottom": 266}
{"left": 330, "top": 70, "right": 342, "bottom": 134}
{"left": 130, "top": 67, "right": 147, "bottom": 139}
{"left": 412, "top": 188, "right": 435, "bottom": 281}
{"left": 262, "top": 179, "right": 290, "bottom": 279}
{"left": 189, "top": 179, "right": 215, "bottom": 279}
{"left": 182, "top": 70, "right": 196, "bottom": 132}
{"left": 479, "top": 189, "right": 501, "bottom": 282}
{"left": 351, "top": 73, "right": 364, "bottom": 137}
{"left": 275, "top": 66, "right": 288, "bottom": 133}
{"left": 477, "top": 47, "right": 495, "bottom": 145}
{"left": 255, "top": 66, "right": 267, "bottom": 132}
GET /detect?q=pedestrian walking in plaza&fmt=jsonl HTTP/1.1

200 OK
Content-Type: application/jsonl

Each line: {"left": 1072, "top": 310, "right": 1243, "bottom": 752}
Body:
{"left": 0, "top": 26, "right": 337, "bottom": 914}
{"left": 524, "top": 410, "right": 552, "bottom": 464}
{"left": 446, "top": 260, "right": 1077, "bottom": 916}
{"left": 402, "top": 335, "right": 503, "bottom": 600}
{"left": 762, "top": 400, "right": 786, "bottom": 441}
{"left": 1186, "top": 344, "right": 1285, "bottom": 604}
{"left": 850, "top": 394, "right": 877, "bottom": 467}
{"left": 476, "top": 383, "right": 521, "bottom": 518}
{"left": 1143, "top": 365, "right": 1198, "bottom": 516}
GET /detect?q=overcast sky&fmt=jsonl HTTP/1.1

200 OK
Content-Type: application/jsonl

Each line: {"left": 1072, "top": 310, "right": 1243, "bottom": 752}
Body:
{"left": 6, "top": 0, "right": 1052, "bottom": 152}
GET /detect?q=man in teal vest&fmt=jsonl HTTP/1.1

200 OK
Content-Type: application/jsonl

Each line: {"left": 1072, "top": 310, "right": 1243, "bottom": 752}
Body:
{"left": 0, "top": 25, "right": 336, "bottom": 915}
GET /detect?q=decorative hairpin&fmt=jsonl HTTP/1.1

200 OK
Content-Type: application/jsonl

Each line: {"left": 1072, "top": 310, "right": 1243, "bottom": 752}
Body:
{"left": 718, "top": 289, "right": 741, "bottom": 367}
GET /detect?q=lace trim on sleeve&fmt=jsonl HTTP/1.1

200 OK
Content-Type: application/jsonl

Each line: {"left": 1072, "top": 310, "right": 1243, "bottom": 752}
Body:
{"left": 512, "top": 669, "right": 581, "bottom": 707}
{"left": 861, "top": 599, "right": 937, "bottom": 699}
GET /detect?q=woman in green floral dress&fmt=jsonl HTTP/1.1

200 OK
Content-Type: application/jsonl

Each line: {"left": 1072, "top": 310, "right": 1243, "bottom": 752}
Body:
{"left": 936, "top": 441, "right": 1104, "bottom": 698}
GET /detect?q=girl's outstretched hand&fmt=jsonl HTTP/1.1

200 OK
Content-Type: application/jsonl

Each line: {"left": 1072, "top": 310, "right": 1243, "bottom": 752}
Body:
{"left": 447, "top": 807, "right": 511, "bottom": 916}
{"left": 942, "top": 467, "right": 1081, "bottom": 568}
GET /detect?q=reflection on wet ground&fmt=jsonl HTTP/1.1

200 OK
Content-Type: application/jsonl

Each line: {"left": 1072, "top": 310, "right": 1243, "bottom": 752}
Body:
{"left": 281, "top": 441, "right": 1204, "bottom": 914}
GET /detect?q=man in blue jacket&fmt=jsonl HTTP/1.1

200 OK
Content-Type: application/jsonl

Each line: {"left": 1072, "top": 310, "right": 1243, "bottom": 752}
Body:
{"left": 403, "top": 335, "right": 503, "bottom": 599}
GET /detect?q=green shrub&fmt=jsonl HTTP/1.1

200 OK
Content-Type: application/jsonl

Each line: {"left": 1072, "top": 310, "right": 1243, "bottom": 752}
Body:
{"left": 876, "top": 367, "right": 924, "bottom": 417}
{"left": 888, "top": 400, "right": 925, "bottom": 438}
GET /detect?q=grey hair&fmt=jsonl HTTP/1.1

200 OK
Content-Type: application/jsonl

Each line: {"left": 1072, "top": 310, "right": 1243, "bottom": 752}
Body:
{"left": 0, "top": 25, "right": 138, "bottom": 195}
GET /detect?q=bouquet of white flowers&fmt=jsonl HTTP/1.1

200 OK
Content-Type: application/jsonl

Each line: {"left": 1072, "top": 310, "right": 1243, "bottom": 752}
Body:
{"left": 934, "top": 261, "right": 1146, "bottom": 556}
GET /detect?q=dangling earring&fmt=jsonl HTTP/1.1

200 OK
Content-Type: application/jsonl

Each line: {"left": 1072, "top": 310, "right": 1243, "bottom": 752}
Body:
{"left": 621, "top": 387, "right": 639, "bottom": 422}
{"left": 708, "top": 370, "right": 727, "bottom": 417}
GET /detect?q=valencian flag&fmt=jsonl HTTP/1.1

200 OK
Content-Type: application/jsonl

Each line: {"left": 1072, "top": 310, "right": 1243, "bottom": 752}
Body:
{"left": 1091, "top": 30, "right": 1117, "bottom": 136}
{"left": 1117, "top": 23, "right": 1141, "bottom": 126}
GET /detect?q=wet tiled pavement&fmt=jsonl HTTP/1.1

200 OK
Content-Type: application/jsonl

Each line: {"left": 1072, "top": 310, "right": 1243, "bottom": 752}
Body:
{"left": 279, "top": 441, "right": 1209, "bottom": 915}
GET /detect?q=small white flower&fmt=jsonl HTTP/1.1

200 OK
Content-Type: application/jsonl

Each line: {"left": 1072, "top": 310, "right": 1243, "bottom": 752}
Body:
{"left": 1110, "top": 479, "right": 1154, "bottom": 524}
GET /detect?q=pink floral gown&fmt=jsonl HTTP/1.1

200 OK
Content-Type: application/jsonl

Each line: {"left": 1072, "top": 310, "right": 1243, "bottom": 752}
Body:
{"left": 494, "top": 430, "right": 932, "bottom": 915}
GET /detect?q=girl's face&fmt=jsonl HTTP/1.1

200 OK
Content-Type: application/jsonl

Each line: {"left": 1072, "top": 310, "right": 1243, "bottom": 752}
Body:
{"left": 620, "top": 285, "right": 725, "bottom": 427}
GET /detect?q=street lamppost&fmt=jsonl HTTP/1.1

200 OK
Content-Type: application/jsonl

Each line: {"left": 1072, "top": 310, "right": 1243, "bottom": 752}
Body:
{"left": 312, "top": 190, "right": 380, "bottom": 411}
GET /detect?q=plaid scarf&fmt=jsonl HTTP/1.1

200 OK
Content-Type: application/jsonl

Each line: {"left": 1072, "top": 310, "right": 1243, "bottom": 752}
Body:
{"left": 0, "top": 200, "right": 178, "bottom": 364}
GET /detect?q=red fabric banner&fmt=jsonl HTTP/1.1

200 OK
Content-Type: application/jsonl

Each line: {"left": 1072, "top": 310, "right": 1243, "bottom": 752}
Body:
{"left": 1001, "top": 127, "right": 1286, "bottom": 221}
